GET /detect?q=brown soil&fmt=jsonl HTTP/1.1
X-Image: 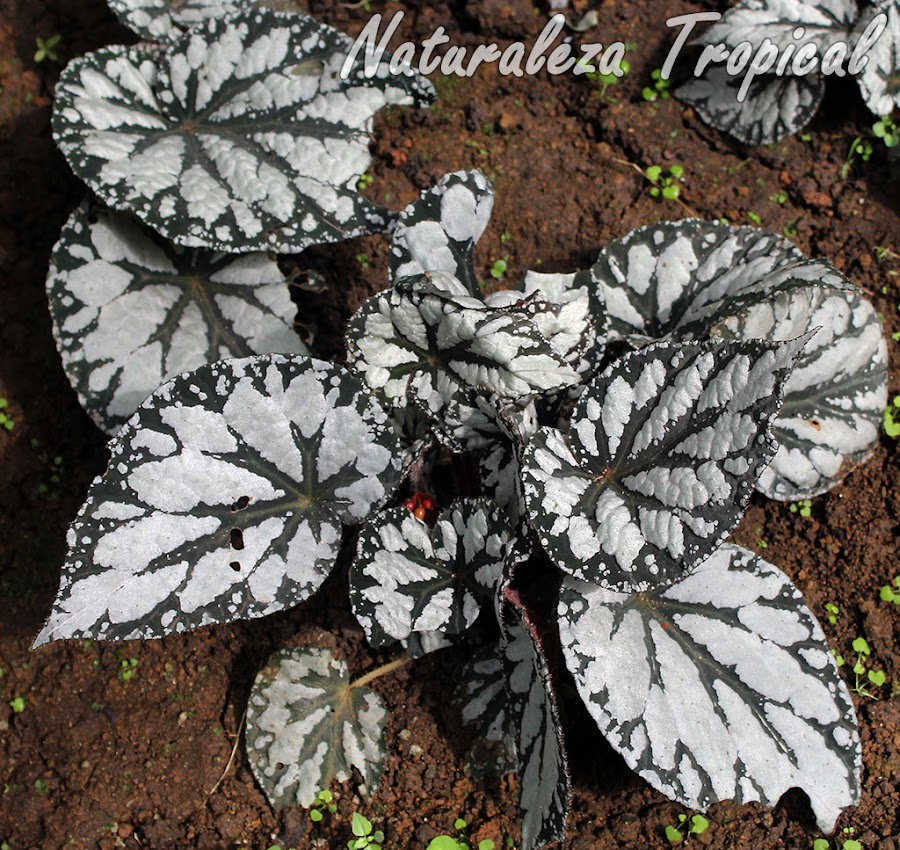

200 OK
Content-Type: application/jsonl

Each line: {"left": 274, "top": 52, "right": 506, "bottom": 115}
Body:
{"left": 1, "top": 0, "right": 899, "bottom": 848}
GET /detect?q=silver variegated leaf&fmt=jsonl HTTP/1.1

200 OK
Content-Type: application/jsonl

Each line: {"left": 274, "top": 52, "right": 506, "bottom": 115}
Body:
{"left": 47, "top": 203, "right": 306, "bottom": 434}
{"left": 693, "top": 0, "right": 856, "bottom": 54}
{"left": 591, "top": 219, "right": 887, "bottom": 499}
{"left": 521, "top": 337, "right": 804, "bottom": 592}
{"left": 486, "top": 269, "right": 603, "bottom": 381}
{"left": 480, "top": 438, "right": 526, "bottom": 526}
{"left": 676, "top": 65, "right": 824, "bottom": 145}
{"left": 390, "top": 170, "right": 494, "bottom": 297}
{"left": 350, "top": 499, "right": 512, "bottom": 653}
{"left": 455, "top": 644, "right": 517, "bottom": 777}
{"left": 558, "top": 543, "right": 861, "bottom": 832}
{"left": 346, "top": 273, "right": 579, "bottom": 434}
{"left": 34, "top": 355, "right": 401, "bottom": 645}
{"left": 501, "top": 589, "right": 571, "bottom": 850}
{"left": 247, "top": 646, "right": 387, "bottom": 808}
{"left": 855, "top": 0, "right": 900, "bottom": 116}
{"left": 108, "top": 0, "right": 256, "bottom": 42}
{"left": 591, "top": 219, "right": 805, "bottom": 343}
{"left": 52, "top": 10, "right": 433, "bottom": 252}
{"left": 712, "top": 284, "right": 888, "bottom": 499}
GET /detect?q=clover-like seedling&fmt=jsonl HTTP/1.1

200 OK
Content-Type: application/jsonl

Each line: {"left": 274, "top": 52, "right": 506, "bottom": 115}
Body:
{"left": 849, "top": 637, "right": 886, "bottom": 699}
{"left": 874, "top": 115, "right": 900, "bottom": 148}
{"left": 790, "top": 499, "right": 813, "bottom": 518}
{"left": 34, "top": 34, "right": 61, "bottom": 63}
{"left": 642, "top": 68, "right": 670, "bottom": 102}
{"left": 309, "top": 789, "right": 337, "bottom": 823}
{"left": 0, "top": 398, "right": 13, "bottom": 432}
{"left": 348, "top": 812, "right": 384, "bottom": 850}
{"left": 884, "top": 396, "right": 900, "bottom": 438}
{"left": 826, "top": 602, "right": 840, "bottom": 624}
{"left": 665, "top": 812, "right": 710, "bottom": 844}
{"left": 646, "top": 164, "right": 684, "bottom": 200}
{"left": 880, "top": 576, "right": 900, "bottom": 604}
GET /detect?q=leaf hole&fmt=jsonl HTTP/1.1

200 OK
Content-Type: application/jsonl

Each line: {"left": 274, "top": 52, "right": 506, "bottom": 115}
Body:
{"left": 274, "top": 762, "right": 284, "bottom": 770}
{"left": 230, "top": 495, "right": 250, "bottom": 512}
{"left": 229, "top": 561, "right": 241, "bottom": 572}
{"left": 230, "top": 528, "right": 245, "bottom": 550}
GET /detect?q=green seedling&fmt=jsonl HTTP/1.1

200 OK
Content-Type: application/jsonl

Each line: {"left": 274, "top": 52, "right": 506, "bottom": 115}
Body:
{"left": 426, "top": 819, "right": 495, "bottom": 850}
{"left": 884, "top": 395, "right": 900, "bottom": 438}
{"left": 34, "top": 34, "right": 62, "bottom": 63}
{"left": 825, "top": 602, "right": 840, "bottom": 624}
{"left": 0, "top": 398, "right": 13, "bottom": 432}
{"left": 642, "top": 68, "right": 670, "bottom": 101}
{"left": 348, "top": 812, "right": 383, "bottom": 850}
{"left": 646, "top": 164, "right": 684, "bottom": 201}
{"left": 873, "top": 115, "right": 899, "bottom": 148}
{"left": 783, "top": 219, "right": 799, "bottom": 238}
{"left": 879, "top": 575, "right": 900, "bottom": 604}
{"left": 747, "top": 211, "right": 762, "bottom": 225}
{"left": 34, "top": 779, "right": 49, "bottom": 794}
{"left": 119, "top": 658, "right": 138, "bottom": 682}
{"left": 357, "top": 173, "right": 374, "bottom": 191}
{"left": 789, "top": 499, "right": 812, "bottom": 518}
{"left": 814, "top": 826, "right": 863, "bottom": 849}
{"left": 849, "top": 637, "right": 886, "bottom": 699}
{"left": 581, "top": 53, "right": 632, "bottom": 102}
{"left": 770, "top": 189, "right": 789, "bottom": 204}
{"left": 665, "top": 812, "right": 710, "bottom": 844}
{"left": 841, "top": 137, "right": 874, "bottom": 179}
{"left": 500, "top": 231, "right": 512, "bottom": 245}
{"left": 310, "top": 789, "right": 337, "bottom": 822}
{"left": 9, "top": 697, "right": 26, "bottom": 714}
{"left": 489, "top": 258, "right": 508, "bottom": 280}
{"left": 356, "top": 253, "right": 371, "bottom": 271}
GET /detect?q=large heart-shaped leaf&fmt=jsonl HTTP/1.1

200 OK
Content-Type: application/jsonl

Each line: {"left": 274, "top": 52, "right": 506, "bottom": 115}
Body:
{"left": 712, "top": 283, "right": 888, "bottom": 499}
{"left": 52, "top": 10, "right": 433, "bottom": 252}
{"left": 390, "top": 170, "right": 494, "bottom": 298}
{"left": 47, "top": 203, "right": 307, "bottom": 434}
{"left": 591, "top": 219, "right": 887, "bottom": 499}
{"left": 501, "top": 588, "right": 571, "bottom": 850}
{"left": 521, "top": 337, "right": 804, "bottom": 592}
{"left": 855, "top": 0, "right": 900, "bottom": 116}
{"left": 350, "top": 500, "right": 512, "bottom": 653}
{"left": 558, "top": 543, "right": 861, "bottom": 832}
{"left": 108, "top": 0, "right": 256, "bottom": 42}
{"left": 346, "top": 273, "right": 579, "bottom": 447}
{"left": 676, "top": 66, "right": 825, "bottom": 145}
{"left": 246, "top": 646, "right": 387, "bottom": 808}
{"left": 34, "top": 355, "right": 401, "bottom": 645}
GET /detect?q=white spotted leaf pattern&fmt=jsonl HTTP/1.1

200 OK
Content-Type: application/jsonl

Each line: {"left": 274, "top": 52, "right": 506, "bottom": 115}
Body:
{"left": 521, "top": 337, "right": 805, "bottom": 592}
{"left": 47, "top": 203, "right": 307, "bottom": 434}
{"left": 349, "top": 500, "right": 513, "bottom": 654}
{"left": 558, "top": 544, "right": 861, "bottom": 832}
{"left": 246, "top": 646, "right": 387, "bottom": 808}
{"left": 52, "top": 10, "right": 434, "bottom": 252}
{"left": 34, "top": 355, "right": 401, "bottom": 645}
{"left": 855, "top": 0, "right": 900, "bottom": 116}
{"left": 109, "top": 0, "right": 257, "bottom": 42}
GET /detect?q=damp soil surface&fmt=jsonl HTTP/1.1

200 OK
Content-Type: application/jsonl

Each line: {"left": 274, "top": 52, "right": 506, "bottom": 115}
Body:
{"left": 1, "top": 1, "right": 899, "bottom": 848}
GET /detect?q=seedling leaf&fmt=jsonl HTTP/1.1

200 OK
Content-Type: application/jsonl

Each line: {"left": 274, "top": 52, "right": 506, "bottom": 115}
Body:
{"left": 35, "top": 355, "right": 401, "bottom": 644}
{"left": 52, "top": 10, "right": 433, "bottom": 252}
{"left": 246, "top": 646, "right": 387, "bottom": 808}
{"left": 47, "top": 203, "right": 306, "bottom": 433}
{"left": 522, "top": 337, "right": 804, "bottom": 591}
{"left": 558, "top": 543, "right": 861, "bottom": 832}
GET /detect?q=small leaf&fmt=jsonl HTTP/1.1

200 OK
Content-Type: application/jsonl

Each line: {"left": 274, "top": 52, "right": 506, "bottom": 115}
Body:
{"left": 351, "top": 812, "right": 372, "bottom": 837}
{"left": 558, "top": 544, "right": 861, "bottom": 832}
{"left": 35, "top": 355, "right": 401, "bottom": 644}
{"left": 390, "top": 170, "right": 494, "bottom": 298}
{"left": 689, "top": 814, "right": 710, "bottom": 834}
{"left": 665, "top": 825, "right": 683, "bottom": 844}
{"left": 52, "top": 10, "right": 433, "bottom": 253}
{"left": 522, "top": 337, "right": 805, "bottom": 591}
{"left": 868, "top": 669, "right": 886, "bottom": 687}
{"left": 852, "top": 637, "right": 870, "bottom": 655}
{"left": 247, "top": 646, "right": 388, "bottom": 808}
{"left": 46, "top": 203, "right": 307, "bottom": 433}
{"left": 646, "top": 165, "right": 663, "bottom": 183}
{"left": 427, "top": 838, "right": 464, "bottom": 850}
{"left": 350, "top": 500, "right": 512, "bottom": 653}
